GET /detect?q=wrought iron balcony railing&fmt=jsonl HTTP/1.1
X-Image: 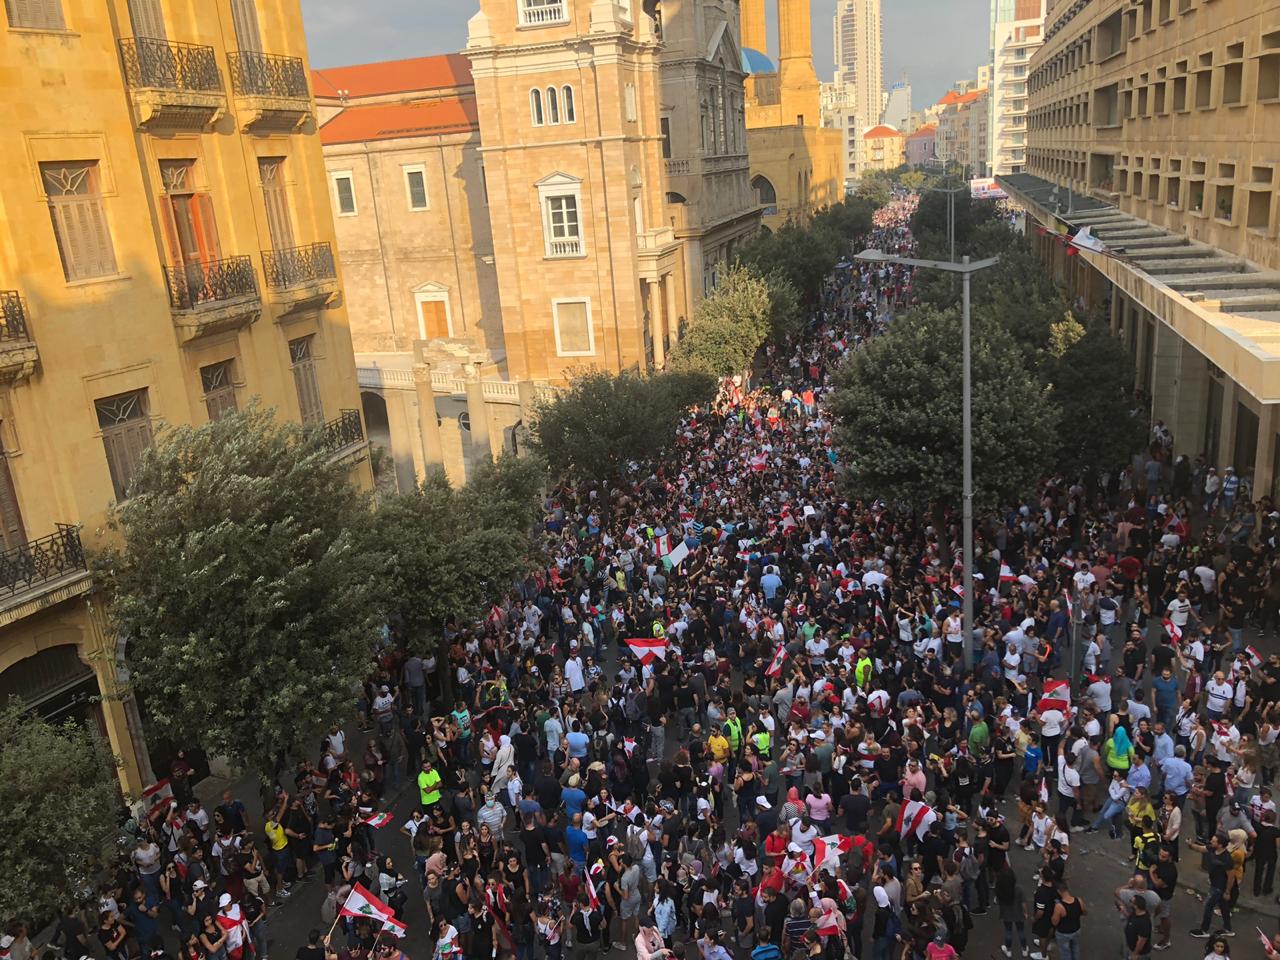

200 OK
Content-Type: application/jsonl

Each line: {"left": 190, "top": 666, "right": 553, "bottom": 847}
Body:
{"left": 0, "top": 292, "right": 31, "bottom": 343}
{"left": 261, "top": 242, "right": 336, "bottom": 290}
{"left": 317, "top": 409, "right": 364, "bottom": 453}
{"left": 165, "top": 257, "right": 258, "bottom": 310}
{"left": 227, "top": 51, "right": 309, "bottom": 99}
{"left": 118, "top": 38, "right": 222, "bottom": 93}
{"left": 0, "top": 525, "right": 88, "bottom": 599}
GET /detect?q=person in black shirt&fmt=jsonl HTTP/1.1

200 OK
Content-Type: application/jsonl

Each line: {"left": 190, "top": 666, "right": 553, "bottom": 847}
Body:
{"left": 763, "top": 885, "right": 790, "bottom": 946}
{"left": 1147, "top": 845, "right": 1178, "bottom": 950}
{"left": 1190, "top": 833, "right": 1233, "bottom": 937}
{"left": 839, "top": 784, "right": 871, "bottom": 833}
{"left": 569, "top": 896, "right": 603, "bottom": 958}
{"left": 1124, "top": 897, "right": 1152, "bottom": 958}
{"left": 1255, "top": 809, "right": 1278, "bottom": 896}
{"left": 296, "top": 929, "right": 326, "bottom": 960}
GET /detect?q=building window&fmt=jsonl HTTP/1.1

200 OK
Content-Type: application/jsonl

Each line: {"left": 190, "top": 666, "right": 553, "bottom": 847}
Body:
{"left": 200, "top": 360, "right": 237, "bottom": 420}
{"left": 546, "top": 87, "right": 560, "bottom": 124}
{"left": 519, "top": 0, "right": 568, "bottom": 27}
{"left": 660, "top": 117, "right": 672, "bottom": 158}
{"left": 543, "top": 194, "right": 581, "bottom": 257}
{"left": 530, "top": 88, "right": 544, "bottom": 126}
{"left": 258, "top": 157, "right": 294, "bottom": 250}
{"left": 562, "top": 85, "right": 576, "bottom": 123}
{"left": 5, "top": 0, "right": 64, "bottom": 29}
{"left": 751, "top": 175, "right": 777, "bottom": 215}
{"left": 330, "top": 171, "right": 356, "bottom": 216}
{"left": 403, "top": 165, "right": 428, "bottom": 210}
{"left": 40, "top": 161, "right": 117, "bottom": 282}
{"left": 96, "top": 389, "right": 152, "bottom": 501}
{"left": 625, "top": 83, "right": 638, "bottom": 122}
{"left": 552, "top": 298, "right": 594, "bottom": 356}
{"left": 288, "top": 335, "right": 324, "bottom": 426}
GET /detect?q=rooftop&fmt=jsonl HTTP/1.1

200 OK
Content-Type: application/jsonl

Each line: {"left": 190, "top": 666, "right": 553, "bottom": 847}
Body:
{"left": 864, "top": 124, "right": 903, "bottom": 139}
{"left": 312, "top": 53, "right": 473, "bottom": 101}
{"left": 319, "top": 96, "right": 479, "bottom": 144}
{"left": 742, "top": 47, "right": 776, "bottom": 75}
{"left": 907, "top": 124, "right": 938, "bottom": 138}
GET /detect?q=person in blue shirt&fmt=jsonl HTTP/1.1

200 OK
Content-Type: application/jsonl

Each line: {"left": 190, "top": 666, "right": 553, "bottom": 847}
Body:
{"left": 561, "top": 773, "right": 587, "bottom": 817}
{"left": 1023, "top": 735, "right": 1043, "bottom": 780}
{"left": 1158, "top": 745, "right": 1194, "bottom": 802}
{"left": 565, "top": 721, "right": 590, "bottom": 761}
{"left": 564, "top": 811, "right": 589, "bottom": 869}
{"left": 1152, "top": 666, "right": 1181, "bottom": 729}
{"left": 760, "top": 566, "right": 783, "bottom": 601}
{"left": 125, "top": 887, "right": 161, "bottom": 956}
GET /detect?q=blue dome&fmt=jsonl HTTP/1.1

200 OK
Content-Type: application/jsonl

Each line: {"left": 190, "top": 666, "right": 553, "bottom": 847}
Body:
{"left": 741, "top": 48, "right": 775, "bottom": 75}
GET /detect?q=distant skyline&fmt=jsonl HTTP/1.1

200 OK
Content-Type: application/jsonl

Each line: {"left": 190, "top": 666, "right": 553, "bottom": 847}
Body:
{"left": 300, "top": 0, "right": 991, "bottom": 111}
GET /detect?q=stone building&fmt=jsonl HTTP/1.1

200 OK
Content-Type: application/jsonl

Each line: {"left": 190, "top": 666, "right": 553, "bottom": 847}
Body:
{"left": 1001, "top": 0, "right": 1280, "bottom": 498}
{"left": 862, "top": 125, "right": 906, "bottom": 172}
{"left": 989, "top": 0, "right": 1045, "bottom": 176}
{"left": 0, "top": 0, "right": 370, "bottom": 794}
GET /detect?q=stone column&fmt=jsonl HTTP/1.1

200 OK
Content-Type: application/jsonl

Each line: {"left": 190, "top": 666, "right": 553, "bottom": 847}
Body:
{"left": 1109, "top": 290, "right": 1121, "bottom": 336}
{"left": 516, "top": 380, "right": 539, "bottom": 457}
{"left": 464, "top": 362, "right": 493, "bottom": 465}
{"left": 411, "top": 352, "right": 446, "bottom": 474}
{"left": 1255, "top": 405, "right": 1277, "bottom": 501}
{"left": 647, "top": 280, "right": 666, "bottom": 369}
{"left": 1217, "top": 379, "right": 1239, "bottom": 471}
{"left": 1171, "top": 339, "right": 1209, "bottom": 461}
{"left": 664, "top": 273, "right": 681, "bottom": 345}
{"left": 1149, "top": 320, "right": 1179, "bottom": 435}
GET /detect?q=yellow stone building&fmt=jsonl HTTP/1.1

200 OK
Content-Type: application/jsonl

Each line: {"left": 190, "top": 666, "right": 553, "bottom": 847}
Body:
{"left": 740, "top": 0, "right": 844, "bottom": 228}
{"left": 862, "top": 124, "right": 905, "bottom": 172}
{"left": 0, "top": 0, "right": 369, "bottom": 795}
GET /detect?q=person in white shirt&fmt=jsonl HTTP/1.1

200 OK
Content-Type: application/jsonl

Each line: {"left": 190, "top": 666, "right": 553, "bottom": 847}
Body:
{"left": 564, "top": 654, "right": 585, "bottom": 693}
{"left": 1057, "top": 752, "right": 1085, "bottom": 828}
{"left": 1165, "top": 591, "right": 1192, "bottom": 631}
{"left": 1204, "top": 672, "right": 1233, "bottom": 718}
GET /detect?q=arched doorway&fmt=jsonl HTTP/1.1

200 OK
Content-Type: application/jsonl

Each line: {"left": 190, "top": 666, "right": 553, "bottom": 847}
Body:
{"left": 360, "top": 390, "right": 401, "bottom": 492}
{"left": 0, "top": 643, "right": 102, "bottom": 729}
{"left": 751, "top": 175, "right": 777, "bottom": 216}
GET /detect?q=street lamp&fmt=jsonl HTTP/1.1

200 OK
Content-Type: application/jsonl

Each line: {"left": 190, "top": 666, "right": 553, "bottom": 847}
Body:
{"left": 928, "top": 179, "right": 967, "bottom": 264}
{"left": 854, "top": 250, "right": 1000, "bottom": 672}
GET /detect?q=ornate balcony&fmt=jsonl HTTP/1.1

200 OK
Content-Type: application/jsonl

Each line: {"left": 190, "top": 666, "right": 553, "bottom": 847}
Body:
{"left": 0, "top": 292, "right": 39, "bottom": 383}
{"left": 118, "top": 38, "right": 226, "bottom": 131}
{"left": 262, "top": 242, "right": 339, "bottom": 316}
{"left": 316, "top": 409, "right": 366, "bottom": 462}
{"left": 165, "top": 257, "right": 262, "bottom": 344}
{"left": 0, "top": 525, "right": 93, "bottom": 626}
{"left": 227, "top": 51, "right": 313, "bottom": 133}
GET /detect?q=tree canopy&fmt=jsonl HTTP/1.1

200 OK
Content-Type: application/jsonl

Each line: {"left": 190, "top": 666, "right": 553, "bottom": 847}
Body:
{"left": 530, "top": 369, "right": 716, "bottom": 483}
{"left": 105, "top": 405, "right": 380, "bottom": 778}
{"left": 0, "top": 702, "right": 122, "bottom": 923}
{"left": 669, "top": 264, "right": 774, "bottom": 377}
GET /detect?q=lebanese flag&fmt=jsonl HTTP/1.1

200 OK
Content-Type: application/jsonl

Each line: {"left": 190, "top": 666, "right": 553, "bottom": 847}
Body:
{"left": 623, "top": 737, "right": 638, "bottom": 757}
{"left": 1037, "top": 678, "right": 1071, "bottom": 714}
{"left": 1248, "top": 645, "right": 1264, "bottom": 669}
{"left": 766, "top": 644, "right": 788, "bottom": 678}
{"left": 952, "top": 584, "right": 964, "bottom": 598}
{"left": 1063, "top": 592, "right": 1073, "bottom": 619}
{"left": 362, "top": 811, "right": 393, "bottom": 829}
{"left": 874, "top": 603, "right": 888, "bottom": 631}
{"left": 140, "top": 778, "right": 175, "bottom": 821}
{"left": 381, "top": 917, "right": 407, "bottom": 939}
{"left": 1162, "top": 618, "right": 1182, "bottom": 642}
{"left": 340, "top": 882, "right": 396, "bottom": 923}
{"left": 999, "top": 563, "right": 1016, "bottom": 584}
{"left": 216, "top": 906, "right": 251, "bottom": 960}
{"left": 811, "top": 834, "right": 854, "bottom": 876}
{"left": 654, "top": 534, "right": 672, "bottom": 556}
{"left": 586, "top": 862, "right": 603, "bottom": 910}
{"left": 895, "top": 799, "right": 937, "bottom": 841}
{"left": 750, "top": 454, "right": 768, "bottom": 472}
{"left": 626, "top": 637, "right": 669, "bottom": 665}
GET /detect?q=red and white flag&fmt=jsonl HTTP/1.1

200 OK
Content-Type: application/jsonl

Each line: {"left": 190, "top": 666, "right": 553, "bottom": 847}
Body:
{"left": 626, "top": 637, "right": 669, "bottom": 665}
{"left": 952, "top": 584, "right": 964, "bottom": 598}
{"left": 894, "top": 799, "right": 937, "bottom": 841}
{"left": 654, "top": 534, "right": 672, "bottom": 556}
{"left": 1162, "top": 618, "right": 1182, "bottom": 642}
{"left": 216, "top": 906, "right": 251, "bottom": 960}
{"left": 585, "top": 862, "right": 604, "bottom": 910}
{"left": 622, "top": 737, "right": 638, "bottom": 757}
{"left": 766, "top": 644, "right": 788, "bottom": 678}
{"left": 1063, "top": 592, "right": 1073, "bottom": 619}
{"left": 811, "top": 834, "right": 854, "bottom": 876}
{"left": 140, "top": 778, "right": 175, "bottom": 821}
{"left": 1037, "top": 678, "right": 1071, "bottom": 714}
{"left": 999, "top": 564, "right": 1016, "bottom": 584}
{"left": 1248, "top": 645, "right": 1264, "bottom": 669}
{"left": 340, "top": 882, "right": 396, "bottom": 923}
{"left": 362, "top": 811, "right": 393, "bottom": 829}
{"left": 381, "top": 917, "right": 407, "bottom": 939}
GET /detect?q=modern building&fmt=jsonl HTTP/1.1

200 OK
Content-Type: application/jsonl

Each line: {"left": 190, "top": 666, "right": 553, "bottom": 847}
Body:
{"left": 0, "top": 0, "right": 370, "bottom": 794}
{"left": 1001, "top": 0, "right": 1280, "bottom": 499}
{"left": 989, "top": 0, "right": 1045, "bottom": 175}
{"left": 820, "top": 80, "right": 862, "bottom": 189}
{"left": 863, "top": 125, "right": 906, "bottom": 172}
{"left": 741, "top": 0, "right": 844, "bottom": 227}
{"left": 833, "top": 0, "right": 884, "bottom": 133}
{"left": 882, "top": 77, "right": 913, "bottom": 131}
{"left": 906, "top": 124, "right": 939, "bottom": 168}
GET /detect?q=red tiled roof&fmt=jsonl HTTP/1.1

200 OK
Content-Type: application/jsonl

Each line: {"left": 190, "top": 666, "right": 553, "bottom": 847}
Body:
{"left": 312, "top": 53, "right": 472, "bottom": 100}
{"left": 863, "top": 125, "right": 903, "bottom": 140}
{"left": 319, "top": 97, "right": 479, "bottom": 145}
{"left": 938, "top": 90, "right": 963, "bottom": 106}
{"left": 908, "top": 124, "right": 938, "bottom": 138}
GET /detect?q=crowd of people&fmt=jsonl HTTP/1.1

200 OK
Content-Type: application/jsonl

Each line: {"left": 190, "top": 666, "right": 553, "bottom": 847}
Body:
{"left": 73, "top": 192, "right": 1280, "bottom": 960}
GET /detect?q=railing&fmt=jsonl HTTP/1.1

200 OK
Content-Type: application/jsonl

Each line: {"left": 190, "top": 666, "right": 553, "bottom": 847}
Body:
{"left": 0, "top": 292, "right": 31, "bottom": 343}
{"left": 706, "top": 154, "right": 749, "bottom": 172}
{"left": 118, "top": 38, "right": 222, "bottom": 93}
{"left": 0, "top": 525, "right": 88, "bottom": 600}
{"left": 482, "top": 380, "right": 520, "bottom": 402}
{"left": 227, "top": 51, "right": 309, "bottom": 99}
{"left": 261, "top": 242, "right": 336, "bottom": 289}
{"left": 318, "top": 409, "right": 363, "bottom": 453}
{"left": 519, "top": 1, "right": 568, "bottom": 26}
{"left": 665, "top": 159, "right": 692, "bottom": 176}
{"left": 547, "top": 238, "right": 582, "bottom": 258}
{"left": 165, "top": 257, "right": 258, "bottom": 310}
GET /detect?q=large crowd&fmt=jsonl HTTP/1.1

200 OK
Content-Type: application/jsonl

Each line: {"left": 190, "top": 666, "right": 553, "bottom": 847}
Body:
{"left": 74, "top": 194, "right": 1280, "bottom": 960}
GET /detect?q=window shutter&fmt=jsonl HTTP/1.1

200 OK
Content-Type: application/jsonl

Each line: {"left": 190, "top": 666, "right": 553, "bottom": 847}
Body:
{"left": 159, "top": 196, "right": 183, "bottom": 264}
{"left": 6, "top": 0, "right": 65, "bottom": 30}
{"left": 193, "top": 193, "right": 222, "bottom": 262}
{"left": 127, "top": 0, "right": 166, "bottom": 39}
{"left": 230, "top": 0, "right": 262, "bottom": 51}
{"left": 0, "top": 447, "right": 26, "bottom": 551}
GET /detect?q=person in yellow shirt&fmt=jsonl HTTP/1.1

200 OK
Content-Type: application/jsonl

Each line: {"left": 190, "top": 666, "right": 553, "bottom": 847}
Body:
{"left": 418, "top": 758, "right": 442, "bottom": 811}
{"left": 263, "top": 798, "right": 292, "bottom": 898}
{"left": 707, "top": 727, "right": 731, "bottom": 764}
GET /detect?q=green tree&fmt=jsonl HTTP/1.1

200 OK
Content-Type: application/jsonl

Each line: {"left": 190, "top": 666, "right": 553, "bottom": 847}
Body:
{"left": 856, "top": 175, "right": 893, "bottom": 208}
{"left": 365, "top": 455, "right": 544, "bottom": 650}
{"left": 530, "top": 369, "right": 715, "bottom": 483}
{"left": 0, "top": 702, "right": 121, "bottom": 922}
{"left": 105, "top": 405, "right": 380, "bottom": 781}
{"left": 669, "top": 264, "right": 774, "bottom": 376}
{"left": 763, "top": 268, "right": 802, "bottom": 343}
{"left": 831, "top": 306, "right": 1057, "bottom": 510}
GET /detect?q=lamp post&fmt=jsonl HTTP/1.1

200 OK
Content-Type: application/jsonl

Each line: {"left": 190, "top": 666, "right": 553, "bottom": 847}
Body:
{"left": 855, "top": 249, "right": 1000, "bottom": 671}
{"left": 929, "top": 178, "right": 966, "bottom": 264}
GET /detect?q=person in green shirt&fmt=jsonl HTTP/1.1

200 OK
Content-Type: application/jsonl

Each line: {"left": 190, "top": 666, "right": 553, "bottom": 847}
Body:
{"left": 417, "top": 759, "right": 442, "bottom": 811}
{"left": 967, "top": 710, "right": 991, "bottom": 758}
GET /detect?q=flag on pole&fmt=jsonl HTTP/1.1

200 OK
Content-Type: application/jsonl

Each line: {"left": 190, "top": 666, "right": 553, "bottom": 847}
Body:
{"left": 666, "top": 540, "right": 691, "bottom": 569}
{"left": 766, "top": 644, "right": 788, "bottom": 678}
{"left": 1248, "top": 645, "right": 1264, "bottom": 669}
{"left": 811, "top": 834, "right": 855, "bottom": 877}
{"left": 585, "top": 862, "right": 604, "bottom": 910}
{"left": 1037, "top": 678, "right": 1071, "bottom": 714}
{"left": 625, "top": 637, "right": 669, "bottom": 665}
{"left": 894, "top": 799, "right": 937, "bottom": 840}
{"left": 340, "top": 883, "right": 396, "bottom": 923}
{"left": 1070, "top": 225, "right": 1106, "bottom": 254}
{"left": 654, "top": 534, "right": 672, "bottom": 556}
{"left": 999, "top": 563, "right": 1016, "bottom": 584}
{"left": 1063, "top": 592, "right": 1073, "bottom": 620}
{"left": 1162, "top": 618, "right": 1182, "bottom": 642}
{"left": 362, "top": 811, "right": 393, "bottom": 829}
{"left": 381, "top": 917, "right": 407, "bottom": 939}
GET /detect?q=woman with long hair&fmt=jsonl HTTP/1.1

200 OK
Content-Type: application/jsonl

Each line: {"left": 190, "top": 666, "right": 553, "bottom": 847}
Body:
{"left": 994, "top": 865, "right": 1029, "bottom": 957}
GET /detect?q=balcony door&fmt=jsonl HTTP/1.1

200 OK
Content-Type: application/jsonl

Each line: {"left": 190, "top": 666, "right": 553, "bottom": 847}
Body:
{"left": 231, "top": 0, "right": 263, "bottom": 52}
{"left": 159, "top": 161, "right": 220, "bottom": 268}
{"left": 258, "top": 158, "right": 294, "bottom": 252}
{"left": 0, "top": 437, "right": 25, "bottom": 552}
{"left": 127, "top": 0, "right": 166, "bottom": 38}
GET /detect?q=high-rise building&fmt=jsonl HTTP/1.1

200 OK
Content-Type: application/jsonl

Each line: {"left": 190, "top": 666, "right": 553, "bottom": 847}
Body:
{"left": 883, "top": 77, "right": 913, "bottom": 131}
{"left": 989, "top": 0, "right": 1046, "bottom": 175}
{"left": 833, "top": 0, "right": 884, "bottom": 132}
{"left": 0, "top": 0, "right": 370, "bottom": 793}
{"left": 1002, "top": 0, "right": 1280, "bottom": 498}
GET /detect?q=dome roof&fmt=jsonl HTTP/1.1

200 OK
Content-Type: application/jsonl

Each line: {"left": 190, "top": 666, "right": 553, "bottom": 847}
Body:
{"left": 741, "top": 48, "right": 776, "bottom": 75}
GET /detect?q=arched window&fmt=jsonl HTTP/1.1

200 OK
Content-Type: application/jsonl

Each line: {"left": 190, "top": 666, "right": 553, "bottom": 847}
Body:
{"left": 751, "top": 175, "right": 777, "bottom": 215}
{"left": 546, "top": 86, "right": 560, "bottom": 124}
{"left": 562, "top": 85, "right": 576, "bottom": 123}
{"left": 530, "top": 88, "right": 544, "bottom": 126}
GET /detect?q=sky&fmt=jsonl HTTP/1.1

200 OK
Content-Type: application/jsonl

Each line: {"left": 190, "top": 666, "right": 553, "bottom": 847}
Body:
{"left": 300, "top": 0, "right": 991, "bottom": 110}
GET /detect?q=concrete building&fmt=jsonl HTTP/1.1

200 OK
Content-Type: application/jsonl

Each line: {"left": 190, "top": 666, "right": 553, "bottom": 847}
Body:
{"left": 1000, "top": 0, "right": 1280, "bottom": 499}
{"left": 906, "top": 124, "right": 939, "bottom": 168}
{"left": 883, "top": 77, "right": 912, "bottom": 130}
{"left": 820, "top": 80, "right": 862, "bottom": 190}
{"left": 833, "top": 0, "right": 884, "bottom": 133}
{"left": 989, "top": 0, "right": 1045, "bottom": 176}
{"left": 0, "top": 0, "right": 370, "bottom": 794}
{"left": 935, "top": 88, "right": 989, "bottom": 176}
{"left": 742, "top": 0, "right": 844, "bottom": 227}
{"left": 863, "top": 125, "right": 906, "bottom": 172}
